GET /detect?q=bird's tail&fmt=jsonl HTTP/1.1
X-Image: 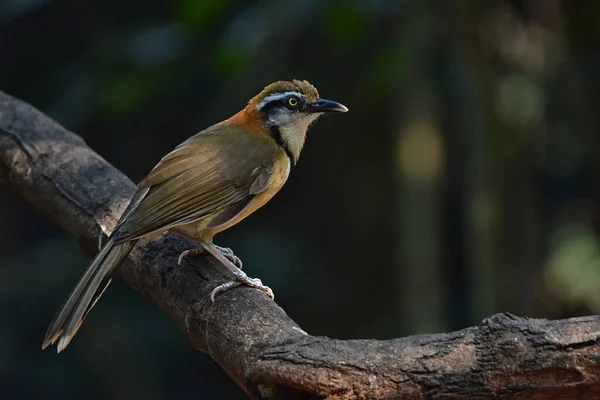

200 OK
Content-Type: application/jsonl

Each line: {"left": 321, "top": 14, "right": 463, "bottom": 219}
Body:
{"left": 42, "top": 238, "right": 137, "bottom": 353}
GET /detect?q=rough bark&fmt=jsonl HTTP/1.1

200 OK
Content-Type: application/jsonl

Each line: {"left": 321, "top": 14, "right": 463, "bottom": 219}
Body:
{"left": 1, "top": 90, "right": 600, "bottom": 400}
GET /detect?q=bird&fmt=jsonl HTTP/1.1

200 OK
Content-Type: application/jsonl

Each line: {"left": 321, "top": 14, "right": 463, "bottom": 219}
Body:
{"left": 42, "top": 79, "right": 348, "bottom": 353}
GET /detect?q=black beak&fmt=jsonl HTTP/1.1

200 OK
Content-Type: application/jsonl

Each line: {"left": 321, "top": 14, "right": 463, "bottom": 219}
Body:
{"left": 305, "top": 98, "right": 349, "bottom": 113}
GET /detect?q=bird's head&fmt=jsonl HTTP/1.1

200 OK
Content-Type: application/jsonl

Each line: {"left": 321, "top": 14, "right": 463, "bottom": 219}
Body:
{"left": 247, "top": 80, "right": 348, "bottom": 164}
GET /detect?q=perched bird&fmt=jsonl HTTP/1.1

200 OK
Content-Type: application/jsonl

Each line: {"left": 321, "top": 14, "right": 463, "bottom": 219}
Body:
{"left": 42, "top": 80, "right": 348, "bottom": 353}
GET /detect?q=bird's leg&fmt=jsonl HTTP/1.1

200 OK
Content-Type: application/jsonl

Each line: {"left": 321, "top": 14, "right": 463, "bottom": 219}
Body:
{"left": 200, "top": 242, "right": 274, "bottom": 302}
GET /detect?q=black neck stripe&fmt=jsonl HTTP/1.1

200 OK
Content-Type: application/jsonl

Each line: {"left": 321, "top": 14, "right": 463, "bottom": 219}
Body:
{"left": 268, "top": 125, "right": 294, "bottom": 163}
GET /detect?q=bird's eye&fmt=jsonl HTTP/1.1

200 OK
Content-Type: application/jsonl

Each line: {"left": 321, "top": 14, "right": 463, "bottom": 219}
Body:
{"left": 288, "top": 97, "right": 298, "bottom": 107}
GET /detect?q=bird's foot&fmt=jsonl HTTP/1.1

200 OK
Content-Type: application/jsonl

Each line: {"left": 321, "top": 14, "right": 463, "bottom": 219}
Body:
{"left": 210, "top": 274, "right": 274, "bottom": 302}
{"left": 213, "top": 245, "right": 243, "bottom": 269}
{"left": 177, "top": 248, "right": 205, "bottom": 265}
{"left": 199, "top": 242, "right": 273, "bottom": 302}
{"left": 179, "top": 245, "right": 243, "bottom": 268}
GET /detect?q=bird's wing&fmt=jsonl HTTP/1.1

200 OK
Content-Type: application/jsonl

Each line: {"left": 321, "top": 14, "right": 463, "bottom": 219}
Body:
{"left": 111, "top": 125, "right": 278, "bottom": 243}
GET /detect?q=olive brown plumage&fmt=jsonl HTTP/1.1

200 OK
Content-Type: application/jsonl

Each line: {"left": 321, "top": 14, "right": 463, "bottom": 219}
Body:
{"left": 42, "top": 80, "right": 347, "bottom": 352}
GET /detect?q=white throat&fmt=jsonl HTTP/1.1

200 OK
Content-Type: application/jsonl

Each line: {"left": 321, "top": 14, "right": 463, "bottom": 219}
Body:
{"left": 271, "top": 112, "right": 320, "bottom": 162}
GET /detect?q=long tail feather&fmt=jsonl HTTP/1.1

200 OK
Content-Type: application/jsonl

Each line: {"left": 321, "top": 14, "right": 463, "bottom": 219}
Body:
{"left": 42, "top": 238, "right": 136, "bottom": 352}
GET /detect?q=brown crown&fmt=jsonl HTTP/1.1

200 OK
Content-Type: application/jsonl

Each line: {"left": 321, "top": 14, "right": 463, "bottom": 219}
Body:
{"left": 248, "top": 80, "right": 320, "bottom": 106}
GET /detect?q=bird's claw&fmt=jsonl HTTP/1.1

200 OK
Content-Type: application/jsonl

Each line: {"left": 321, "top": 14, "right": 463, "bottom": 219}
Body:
{"left": 214, "top": 245, "right": 243, "bottom": 269}
{"left": 210, "top": 281, "right": 242, "bottom": 302}
{"left": 178, "top": 245, "right": 243, "bottom": 268}
{"left": 177, "top": 248, "right": 205, "bottom": 265}
{"left": 210, "top": 277, "right": 274, "bottom": 302}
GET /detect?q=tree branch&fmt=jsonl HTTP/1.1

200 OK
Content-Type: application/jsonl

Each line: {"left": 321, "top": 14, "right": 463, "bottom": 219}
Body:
{"left": 2, "top": 90, "right": 600, "bottom": 399}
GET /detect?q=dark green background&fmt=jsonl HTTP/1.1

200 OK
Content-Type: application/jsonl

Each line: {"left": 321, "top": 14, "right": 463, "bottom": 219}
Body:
{"left": 2, "top": 0, "right": 600, "bottom": 399}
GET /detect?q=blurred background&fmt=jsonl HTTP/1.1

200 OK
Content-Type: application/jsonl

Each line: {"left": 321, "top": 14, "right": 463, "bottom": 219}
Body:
{"left": 1, "top": 0, "right": 600, "bottom": 398}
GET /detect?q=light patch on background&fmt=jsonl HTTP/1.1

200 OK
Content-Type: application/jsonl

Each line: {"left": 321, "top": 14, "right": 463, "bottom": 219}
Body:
{"left": 396, "top": 122, "right": 444, "bottom": 181}
{"left": 544, "top": 223, "right": 600, "bottom": 312}
{"left": 482, "top": 4, "right": 566, "bottom": 76}
{"left": 495, "top": 74, "right": 543, "bottom": 129}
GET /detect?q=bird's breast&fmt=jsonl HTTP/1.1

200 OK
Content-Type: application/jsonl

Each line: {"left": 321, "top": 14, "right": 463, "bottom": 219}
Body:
{"left": 204, "top": 150, "right": 291, "bottom": 237}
